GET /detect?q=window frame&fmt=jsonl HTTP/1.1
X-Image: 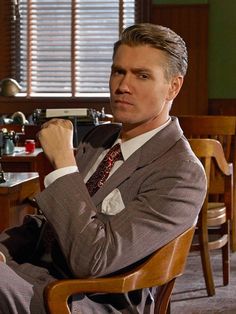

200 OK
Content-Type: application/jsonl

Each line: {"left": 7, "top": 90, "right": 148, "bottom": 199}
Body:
{"left": 0, "top": 0, "right": 150, "bottom": 100}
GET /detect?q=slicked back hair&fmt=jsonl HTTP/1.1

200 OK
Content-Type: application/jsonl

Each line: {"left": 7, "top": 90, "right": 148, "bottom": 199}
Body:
{"left": 113, "top": 23, "right": 188, "bottom": 80}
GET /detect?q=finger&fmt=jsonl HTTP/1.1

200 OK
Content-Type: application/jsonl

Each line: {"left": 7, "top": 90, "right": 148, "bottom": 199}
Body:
{"left": 41, "top": 118, "right": 73, "bottom": 130}
{"left": 41, "top": 118, "right": 61, "bottom": 129}
{"left": 61, "top": 119, "right": 73, "bottom": 130}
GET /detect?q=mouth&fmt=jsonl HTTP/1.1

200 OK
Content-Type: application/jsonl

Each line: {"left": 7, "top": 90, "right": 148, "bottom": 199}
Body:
{"left": 114, "top": 99, "right": 133, "bottom": 107}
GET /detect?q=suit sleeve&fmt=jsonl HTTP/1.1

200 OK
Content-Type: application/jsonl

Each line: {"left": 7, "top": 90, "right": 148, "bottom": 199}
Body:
{"left": 35, "top": 156, "right": 206, "bottom": 279}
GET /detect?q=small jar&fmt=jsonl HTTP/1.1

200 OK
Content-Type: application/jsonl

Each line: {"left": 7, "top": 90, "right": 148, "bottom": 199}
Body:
{"left": 25, "top": 139, "right": 35, "bottom": 154}
{"left": 4, "top": 136, "right": 15, "bottom": 155}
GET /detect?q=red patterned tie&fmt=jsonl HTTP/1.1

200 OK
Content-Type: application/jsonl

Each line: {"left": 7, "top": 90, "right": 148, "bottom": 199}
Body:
{"left": 86, "top": 143, "right": 122, "bottom": 196}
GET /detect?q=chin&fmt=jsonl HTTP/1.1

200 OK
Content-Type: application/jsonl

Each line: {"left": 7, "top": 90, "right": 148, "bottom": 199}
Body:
{"left": 112, "top": 110, "right": 132, "bottom": 123}
{"left": 113, "top": 115, "right": 132, "bottom": 124}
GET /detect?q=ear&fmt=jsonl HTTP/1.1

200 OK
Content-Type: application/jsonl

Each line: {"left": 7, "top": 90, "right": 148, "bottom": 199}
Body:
{"left": 166, "top": 76, "right": 184, "bottom": 101}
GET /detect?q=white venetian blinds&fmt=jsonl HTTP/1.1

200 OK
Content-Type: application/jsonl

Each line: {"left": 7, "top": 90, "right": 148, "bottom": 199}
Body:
{"left": 13, "top": 0, "right": 138, "bottom": 97}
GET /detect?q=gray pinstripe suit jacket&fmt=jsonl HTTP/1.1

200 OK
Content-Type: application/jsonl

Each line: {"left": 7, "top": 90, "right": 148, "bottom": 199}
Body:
{"left": 0, "top": 117, "right": 206, "bottom": 313}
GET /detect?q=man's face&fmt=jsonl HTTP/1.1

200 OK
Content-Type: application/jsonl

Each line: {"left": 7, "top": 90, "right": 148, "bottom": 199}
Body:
{"left": 109, "top": 44, "right": 183, "bottom": 137}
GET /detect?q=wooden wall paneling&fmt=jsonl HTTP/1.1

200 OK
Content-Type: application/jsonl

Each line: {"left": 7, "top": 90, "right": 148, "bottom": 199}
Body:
{"left": 209, "top": 99, "right": 236, "bottom": 116}
{"left": 150, "top": 4, "right": 209, "bottom": 116}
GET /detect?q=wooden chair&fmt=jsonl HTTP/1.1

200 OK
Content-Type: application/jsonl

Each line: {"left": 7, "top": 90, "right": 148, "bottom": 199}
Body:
{"left": 178, "top": 115, "right": 236, "bottom": 252}
{"left": 188, "top": 138, "right": 233, "bottom": 296}
{"left": 44, "top": 226, "right": 195, "bottom": 314}
{"left": 209, "top": 101, "right": 236, "bottom": 116}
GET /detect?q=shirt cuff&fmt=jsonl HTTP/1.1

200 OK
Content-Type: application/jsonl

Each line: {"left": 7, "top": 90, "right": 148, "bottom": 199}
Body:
{"left": 0, "top": 251, "right": 6, "bottom": 263}
{"left": 44, "top": 166, "right": 79, "bottom": 188}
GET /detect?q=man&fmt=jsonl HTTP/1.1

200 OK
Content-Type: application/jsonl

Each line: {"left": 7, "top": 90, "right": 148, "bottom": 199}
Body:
{"left": 0, "top": 23, "right": 206, "bottom": 313}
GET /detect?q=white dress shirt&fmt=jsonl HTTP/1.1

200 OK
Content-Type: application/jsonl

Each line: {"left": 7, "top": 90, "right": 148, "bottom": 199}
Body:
{"left": 44, "top": 118, "right": 171, "bottom": 188}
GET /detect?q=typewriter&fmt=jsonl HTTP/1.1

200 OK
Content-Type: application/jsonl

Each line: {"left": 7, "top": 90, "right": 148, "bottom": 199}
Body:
{"left": 32, "top": 108, "right": 109, "bottom": 146}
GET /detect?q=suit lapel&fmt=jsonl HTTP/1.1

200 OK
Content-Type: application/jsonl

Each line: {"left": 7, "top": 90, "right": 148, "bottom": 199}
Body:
{"left": 78, "top": 145, "right": 104, "bottom": 178}
{"left": 76, "top": 123, "right": 121, "bottom": 178}
{"left": 78, "top": 117, "right": 183, "bottom": 205}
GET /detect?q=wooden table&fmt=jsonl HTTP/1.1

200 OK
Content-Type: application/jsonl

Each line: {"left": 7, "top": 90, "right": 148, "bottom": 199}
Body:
{"left": 0, "top": 147, "right": 43, "bottom": 172}
{"left": 0, "top": 146, "right": 56, "bottom": 190}
{"left": 0, "top": 172, "right": 40, "bottom": 232}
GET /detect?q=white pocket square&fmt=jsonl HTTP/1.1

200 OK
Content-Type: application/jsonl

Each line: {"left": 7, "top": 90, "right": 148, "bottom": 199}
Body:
{"left": 101, "top": 188, "right": 125, "bottom": 215}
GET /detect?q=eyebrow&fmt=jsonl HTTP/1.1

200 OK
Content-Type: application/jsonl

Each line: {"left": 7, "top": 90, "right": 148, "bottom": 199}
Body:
{"left": 132, "top": 67, "right": 153, "bottom": 75}
{"left": 111, "top": 64, "right": 122, "bottom": 71}
{"left": 111, "top": 64, "right": 153, "bottom": 75}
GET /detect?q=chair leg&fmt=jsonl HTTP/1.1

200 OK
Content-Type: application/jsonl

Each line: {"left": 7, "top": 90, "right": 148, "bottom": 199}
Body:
{"left": 222, "top": 221, "right": 230, "bottom": 286}
{"left": 154, "top": 280, "right": 175, "bottom": 314}
{"left": 166, "top": 302, "right": 171, "bottom": 314}
{"left": 199, "top": 227, "right": 215, "bottom": 296}
{"left": 231, "top": 203, "right": 236, "bottom": 252}
{"left": 230, "top": 175, "right": 236, "bottom": 252}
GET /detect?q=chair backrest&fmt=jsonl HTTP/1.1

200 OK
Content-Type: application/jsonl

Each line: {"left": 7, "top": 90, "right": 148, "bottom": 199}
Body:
{"left": 44, "top": 226, "right": 195, "bottom": 314}
{"left": 209, "top": 102, "right": 236, "bottom": 116}
{"left": 178, "top": 115, "right": 235, "bottom": 197}
{"left": 178, "top": 115, "right": 236, "bottom": 162}
{"left": 188, "top": 139, "right": 233, "bottom": 296}
{"left": 188, "top": 138, "right": 233, "bottom": 220}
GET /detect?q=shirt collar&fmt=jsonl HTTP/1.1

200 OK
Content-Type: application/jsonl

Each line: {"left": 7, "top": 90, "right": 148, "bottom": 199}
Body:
{"left": 114, "top": 118, "right": 171, "bottom": 161}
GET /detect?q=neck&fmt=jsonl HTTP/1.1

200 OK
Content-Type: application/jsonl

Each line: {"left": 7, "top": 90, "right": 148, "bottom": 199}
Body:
{"left": 120, "top": 115, "right": 170, "bottom": 142}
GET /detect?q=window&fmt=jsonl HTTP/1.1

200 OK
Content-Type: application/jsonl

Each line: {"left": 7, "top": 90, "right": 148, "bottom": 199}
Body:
{"left": 11, "top": 0, "right": 149, "bottom": 97}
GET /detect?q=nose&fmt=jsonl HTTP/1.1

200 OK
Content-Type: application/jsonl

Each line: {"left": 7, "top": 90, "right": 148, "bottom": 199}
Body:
{"left": 116, "top": 74, "right": 131, "bottom": 94}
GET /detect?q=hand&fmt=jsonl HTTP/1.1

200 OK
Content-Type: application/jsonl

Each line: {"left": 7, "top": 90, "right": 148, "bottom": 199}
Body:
{"left": 37, "top": 119, "right": 77, "bottom": 169}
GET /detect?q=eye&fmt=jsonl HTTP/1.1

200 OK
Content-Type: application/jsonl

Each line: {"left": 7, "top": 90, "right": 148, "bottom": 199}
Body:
{"left": 114, "top": 69, "right": 123, "bottom": 75}
{"left": 138, "top": 73, "right": 149, "bottom": 80}
{"left": 111, "top": 67, "right": 125, "bottom": 76}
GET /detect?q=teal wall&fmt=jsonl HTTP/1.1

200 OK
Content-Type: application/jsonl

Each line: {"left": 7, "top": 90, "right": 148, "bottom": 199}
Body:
{"left": 153, "top": 0, "right": 236, "bottom": 99}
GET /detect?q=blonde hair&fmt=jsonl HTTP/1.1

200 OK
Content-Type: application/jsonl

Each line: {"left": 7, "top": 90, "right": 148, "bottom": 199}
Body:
{"left": 113, "top": 23, "right": 188, "bottom": 79}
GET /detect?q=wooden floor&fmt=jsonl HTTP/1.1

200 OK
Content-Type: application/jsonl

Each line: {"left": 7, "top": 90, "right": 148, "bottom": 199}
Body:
{"left": 170, "top": 250, "right": 236, "bottom": 313}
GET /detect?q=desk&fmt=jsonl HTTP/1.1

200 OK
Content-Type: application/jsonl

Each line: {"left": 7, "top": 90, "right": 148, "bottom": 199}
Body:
{"left": 0, "top": 147, "right": 43, "bottom": 172}
{"left": 0, "top": 172, "right": 40, "bottom": 232}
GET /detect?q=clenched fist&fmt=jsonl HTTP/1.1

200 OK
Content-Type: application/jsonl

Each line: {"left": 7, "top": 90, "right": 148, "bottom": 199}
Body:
{"left": 38, "top": 119, "right": 76, "bottom": 169}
